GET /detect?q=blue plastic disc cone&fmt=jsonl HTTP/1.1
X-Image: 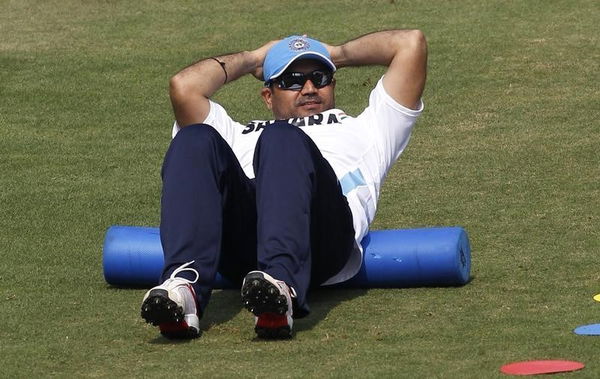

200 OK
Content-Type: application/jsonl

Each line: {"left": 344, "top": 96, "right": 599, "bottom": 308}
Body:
{"left": 573, "top": 323, "right": 600, "bottom": 336}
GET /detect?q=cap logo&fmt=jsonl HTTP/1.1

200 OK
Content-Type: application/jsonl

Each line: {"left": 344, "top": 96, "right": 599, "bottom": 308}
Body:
{"left": 289, "top": 38, "right": 310, "bottom": 51}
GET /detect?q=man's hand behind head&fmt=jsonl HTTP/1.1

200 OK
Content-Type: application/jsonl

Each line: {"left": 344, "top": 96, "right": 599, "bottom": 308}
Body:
{"left": 249, "top": 39, "right": 281, "bottom": 81}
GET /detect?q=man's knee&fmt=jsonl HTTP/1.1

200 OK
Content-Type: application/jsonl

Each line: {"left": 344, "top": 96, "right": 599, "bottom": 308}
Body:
{"left": 167, "top": 124, "right": 235, "bottom": 164}
{"left": 162, "top": 124, "right": 232, "bottom": 178}
{"left": 257, "top": 121, "right": 307, "bottom": 145}
{"left": 171, "top": 123, "right": 224, "bottom": 151}
{"left": 253, "top": 122, "right": 321, "bottom": 177}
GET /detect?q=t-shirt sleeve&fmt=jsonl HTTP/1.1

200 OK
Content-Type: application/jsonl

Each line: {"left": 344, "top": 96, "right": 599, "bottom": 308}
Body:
{"left": 357, "top": 76, "right": 424, "bottom": 169}
{"left": 171, "top": 100, "right": 237, "bottom": 146}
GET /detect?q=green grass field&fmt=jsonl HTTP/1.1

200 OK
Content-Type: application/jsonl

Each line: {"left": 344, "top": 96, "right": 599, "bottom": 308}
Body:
{"left": 1, "top": 0, "right": 599, "bottom": 377}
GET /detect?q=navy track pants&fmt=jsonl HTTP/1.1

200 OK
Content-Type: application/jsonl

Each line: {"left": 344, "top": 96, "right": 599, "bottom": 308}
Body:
{"left": 159, "top": 121, "right": 355, "bottom": 317}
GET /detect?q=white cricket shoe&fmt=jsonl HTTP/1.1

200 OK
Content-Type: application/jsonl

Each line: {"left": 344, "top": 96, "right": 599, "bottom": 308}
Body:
{"left": 241, "top": 271, "right": 296, "bottom": 339}
{"left": 140, "top": 261, "right": 200, "bottom": 339}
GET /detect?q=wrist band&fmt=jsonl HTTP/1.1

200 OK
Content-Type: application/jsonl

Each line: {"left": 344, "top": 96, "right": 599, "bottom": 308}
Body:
{"left": 210, "top": 57, "right": 228, "bottom": 84}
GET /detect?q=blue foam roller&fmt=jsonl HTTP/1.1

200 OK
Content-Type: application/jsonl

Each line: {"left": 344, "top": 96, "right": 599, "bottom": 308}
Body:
{"left": 343, "top": 227, "right": 471, "bottom": 287}
{"left": 103, "top": 225, "right": 471, "bottom": 288}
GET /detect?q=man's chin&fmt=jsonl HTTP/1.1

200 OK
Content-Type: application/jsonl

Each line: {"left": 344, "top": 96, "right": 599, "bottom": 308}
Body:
{"left": 273, "top": 104, "right": 333, "bottom": 119}
{"left": 293, "top": 104, "right": 326, "bottom": 118}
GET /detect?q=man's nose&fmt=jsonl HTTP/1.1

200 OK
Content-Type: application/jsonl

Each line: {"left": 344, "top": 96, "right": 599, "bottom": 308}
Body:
{"left": 300, "top": 79, "right": 318, "bottom": 94}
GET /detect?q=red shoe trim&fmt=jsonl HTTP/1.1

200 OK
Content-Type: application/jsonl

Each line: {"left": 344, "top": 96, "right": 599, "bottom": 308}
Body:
{"left": 159, "top": 321, "right": 190, "bottom": 333}
{"left": 256, "top": 313, "right": 289, "bottom": 329}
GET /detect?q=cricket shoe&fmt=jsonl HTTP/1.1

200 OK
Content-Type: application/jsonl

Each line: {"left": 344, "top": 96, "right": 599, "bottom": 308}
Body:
{"left": 140, "top": 261, "right": 200, "bottom": 339}
{"left": 241, "top": 271, "right": 296, "bottom": 339}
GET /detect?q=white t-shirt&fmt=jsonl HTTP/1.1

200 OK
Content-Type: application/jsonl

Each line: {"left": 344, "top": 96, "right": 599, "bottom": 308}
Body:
{"left": 172, "top": 77, "right": 424, "bottom": 285}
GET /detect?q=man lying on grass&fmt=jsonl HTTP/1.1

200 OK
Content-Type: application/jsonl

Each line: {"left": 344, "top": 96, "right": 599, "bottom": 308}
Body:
{"left": 141, "top": 30, "right": 427, "bottom": 339}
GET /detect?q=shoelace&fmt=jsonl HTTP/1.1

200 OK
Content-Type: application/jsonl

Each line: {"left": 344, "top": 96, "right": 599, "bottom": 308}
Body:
{"left": 280, "top": 281, "right": 297, "bottom": 298}
{"left": 169, "top": 260, "right": 199, "bottom": 284}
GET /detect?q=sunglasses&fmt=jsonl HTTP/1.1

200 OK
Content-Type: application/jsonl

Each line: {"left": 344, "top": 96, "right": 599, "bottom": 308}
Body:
{"left": 268, "top": 70, "right": 334, "bottom": 91}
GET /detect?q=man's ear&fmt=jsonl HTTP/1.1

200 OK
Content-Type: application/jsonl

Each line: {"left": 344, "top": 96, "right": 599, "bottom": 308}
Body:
{"left": 261, "top": 87, "right": 273, "bottom": 111}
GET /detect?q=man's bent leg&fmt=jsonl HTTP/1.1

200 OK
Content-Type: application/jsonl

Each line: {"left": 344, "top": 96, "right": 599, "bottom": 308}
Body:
{"left": 159, "top": 124, "right": 256, "bottom": 312}
{"left": 251, "top": 122, "right": 354, "bottom": 318}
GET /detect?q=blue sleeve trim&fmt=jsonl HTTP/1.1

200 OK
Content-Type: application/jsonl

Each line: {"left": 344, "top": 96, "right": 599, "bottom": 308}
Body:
{"left": 339, "top": 168, "right": 367, "bottom": 195}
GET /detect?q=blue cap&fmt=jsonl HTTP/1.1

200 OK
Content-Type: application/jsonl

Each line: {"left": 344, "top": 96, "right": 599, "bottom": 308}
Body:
{"left": 263, "top": 35, "right": 336, "bottom": 82}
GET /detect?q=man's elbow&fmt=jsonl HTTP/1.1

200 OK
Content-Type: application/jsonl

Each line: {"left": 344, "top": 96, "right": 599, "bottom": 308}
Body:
{"left": 169, "top": 74, "right": 190, "bottom": 104}
{"left": 390, "top": 29, "right": 427, "bottom": 74}
{"left": 408, "top": 29, "right": 427, "bottom": 45}
{"left": 395, "top": 29, "right": 427, "bottom": 56}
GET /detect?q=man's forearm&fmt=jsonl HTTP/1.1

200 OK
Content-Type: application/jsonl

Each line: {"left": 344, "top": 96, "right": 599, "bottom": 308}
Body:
{"left": 330, "top": 30, "right": 423, "bottom": 68}
{"left": 169, "top": 51, "right": 261, "bottom": 127}
{"left": 330, "top": 29, "right": 427, "bottom": 109}
{"left": 172, "top": 51, "right": 259, "bottom": 100}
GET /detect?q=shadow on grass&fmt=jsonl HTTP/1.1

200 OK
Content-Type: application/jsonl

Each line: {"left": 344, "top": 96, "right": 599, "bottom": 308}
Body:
{"left": 294, "top": 288, "right": 368, "bottom": 332}
{"left": 197, "top": 288, "right": 369, "bottom": 334}
{"left": 149, "top": 334, "right": 199, "bottom": 344}
{"left": 200, "top": 289, "right": 244, "bottom": 328}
